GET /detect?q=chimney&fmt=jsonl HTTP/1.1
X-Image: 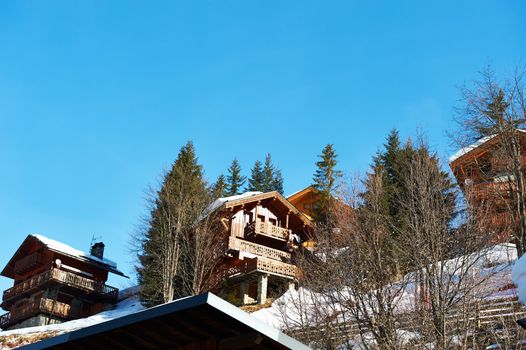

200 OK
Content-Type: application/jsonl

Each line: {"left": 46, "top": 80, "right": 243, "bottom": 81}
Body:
{"left": 90, "top": 242, "right": 105, "bottom": 259}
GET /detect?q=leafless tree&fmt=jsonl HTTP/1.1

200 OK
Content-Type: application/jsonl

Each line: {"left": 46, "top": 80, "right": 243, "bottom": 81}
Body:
{"left": 399, "top": 144, "right": 499, "bottom": 349}
{"left": 452, "top": 65, "right": 526, "bottom": 255}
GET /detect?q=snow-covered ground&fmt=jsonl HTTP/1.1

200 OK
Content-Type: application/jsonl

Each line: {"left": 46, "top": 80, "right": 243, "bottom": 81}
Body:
{"left": 253, "top": 243, "right": 519, "bottom": 330}
{"left": 0, "top": 287, "right": 144, "bottom": 349}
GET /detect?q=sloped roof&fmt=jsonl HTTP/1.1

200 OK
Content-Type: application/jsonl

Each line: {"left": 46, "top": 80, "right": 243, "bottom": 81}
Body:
{"left": 449, "top": 129, "right": 526, "bottom": 163}
{"left": 204, "top": 191, "right": 312, "bottom": 227}
{"left": 17, "top": 293, "right": 311, "bottom": 350}
{"left": 1, "top": 234, "right": 126, "bottom": 278}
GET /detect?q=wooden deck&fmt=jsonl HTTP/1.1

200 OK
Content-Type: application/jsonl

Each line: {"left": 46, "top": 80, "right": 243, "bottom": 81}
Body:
{"left": 0, "top": 297, "right": 72, "bottom": 329}
{"left": 228, "top": 237, "right": 291, "bottom": 261}
{"left": 3, "top": 268, "right": 118, "bottom": 304}
{"left": 245, "top": 221, "right": 290, "bottom": 241}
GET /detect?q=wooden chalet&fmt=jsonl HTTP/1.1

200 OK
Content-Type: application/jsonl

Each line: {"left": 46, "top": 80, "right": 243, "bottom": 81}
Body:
{"left": 450, "top": 130, "right": 526, "bottom": 241}
{"left": 286, "top": 186, "right": 320, "bottom": 221}
{"left": 0, "top": 234, "right": 126, "bottom": 330}
{"left": 205, "top": 191, "right": 313, "bottom": 305}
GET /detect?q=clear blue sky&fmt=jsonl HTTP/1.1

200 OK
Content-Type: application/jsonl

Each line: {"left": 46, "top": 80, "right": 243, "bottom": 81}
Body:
{"left": 0, "top": 1, "right": 525, "bottom": 292}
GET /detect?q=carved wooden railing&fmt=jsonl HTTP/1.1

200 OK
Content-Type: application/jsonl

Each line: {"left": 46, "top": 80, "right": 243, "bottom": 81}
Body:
{"left": 13, "top": 252, "right": 44, "bottom": 275}
{"left": 0, "top": 297, "right": 71, "bottom": 329}
{"left": 228, "top": 237, "right": 291, "bottom": 261}
{"left": 251, "top": 258, "right": 297, "bottom": 278}
{"left": 3, "top": 268, "right": 118, "bottom": 303}
{"left": 245, "top": 221, "right": 290, "bottom": 241}
{"left": 229, "top": 257, "right": 297, "bottom": 279}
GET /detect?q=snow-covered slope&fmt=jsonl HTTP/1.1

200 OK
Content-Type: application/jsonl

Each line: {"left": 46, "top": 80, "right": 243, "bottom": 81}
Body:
{"left": 254, "top": 243, "right": 518, "bottom": 330}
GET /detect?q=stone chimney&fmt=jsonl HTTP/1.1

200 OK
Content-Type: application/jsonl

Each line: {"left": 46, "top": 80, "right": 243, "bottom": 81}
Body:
{"left": 90, "top": 242, "right": 105, "bottom": 259}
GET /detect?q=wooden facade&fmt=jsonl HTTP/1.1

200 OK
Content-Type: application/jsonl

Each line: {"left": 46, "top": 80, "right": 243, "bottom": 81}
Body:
{"left": 0, "top": 235, "right": 125, "bottom": 330}
{"left": 450, "top": 131, "right": 526, "bottom": 242}
{"left": 206, "top": 191, "right": 313, "bottom": 305}
{"left": 287, "top": 186, "right": 320, "bottom": 220}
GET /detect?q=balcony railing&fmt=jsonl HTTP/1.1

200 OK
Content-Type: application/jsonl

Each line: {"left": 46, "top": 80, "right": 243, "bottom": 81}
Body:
{"left": 3, "top": 268, "right": 118, "bottom": 303}
{"left": 474, "top": 181, "right": 514, "bottom": 200}
{"left": 13, "top": 252, "right": 45, "bottom": 275}
{"left": 0, "top": 297, "right": 72, "bottom": 329}
{"left": 224, "top": 257, "right": 297, "bottom": 280}
{"left": 245, "top": 221, "right": 290, "bottom": 241}
{"left": 228, "top": 237, "right": 291, "bottom": 261}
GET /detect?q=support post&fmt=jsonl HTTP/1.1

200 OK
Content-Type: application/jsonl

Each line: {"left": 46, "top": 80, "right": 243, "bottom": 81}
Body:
{"left": 257, "top": 274, "right": 268, "bottom": 305}
{"left": 240, "top": 281, "right": 250, "bottom": 306}
{"left": 288, "top": 281, "right": 295, "bottom": 291}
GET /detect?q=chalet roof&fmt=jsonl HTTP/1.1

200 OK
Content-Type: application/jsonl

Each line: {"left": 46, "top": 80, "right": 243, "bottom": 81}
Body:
{"left": 209, "top": 191, "right": 312, "bottom": 227}
{"left": 286, "top": 186, "right": 315, "bottom": 202}
{"left": 1, "top": 234, "right": 127, "bottom": 278}
{"left": 449, "top": 129, "right": 526, "bottom": 163}
{"left": 17, "top": 292, "right": 311, "bottom": 350}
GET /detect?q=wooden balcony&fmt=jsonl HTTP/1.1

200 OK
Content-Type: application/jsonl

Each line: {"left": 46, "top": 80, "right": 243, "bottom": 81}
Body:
{"left": 471, "top": 181, "right": 514, "bottom": 201}
{"left": 3, "top": 268, "right": 118, "bottom": 305}
{"left": 245, "top": 221, "right": 290, "bottom": 241}
{"left": 223, "top": 257, "right": 298, "bottom": 281}
{"left": 0, "top": 297, "right": 72, "bottom": 329}
{"left": 13, "top": 252, "right": 45, "bottom": 275}
{"left": 228, "top": 237, "right": 291, "bottom": 261}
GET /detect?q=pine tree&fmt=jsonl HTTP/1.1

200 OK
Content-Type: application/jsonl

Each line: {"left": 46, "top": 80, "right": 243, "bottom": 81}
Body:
{"left": 226, "top": 158, "right": 246, "bottom": 196}
{"left": 247, "top": 160, "right": 265, "bottom": 191}
{"left": 312, "top": 144, "right": 342, "bottom": 222}
{"left": 271, "top": 168, "right": 284, "bottom": 194}
{"left": 261, "top": 154, "right": 284, "bottom": 194}
{"left": 366, "top": 130, "right": 455, "bottom": 273}
{"left": 136, "top": 141, "right": 208, "bottom": 306}
{"left": 210, "top": 174, "right": 227, "bottom": 199}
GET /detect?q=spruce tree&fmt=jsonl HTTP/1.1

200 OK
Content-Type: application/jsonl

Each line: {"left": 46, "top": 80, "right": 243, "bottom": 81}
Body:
{"left": 226, "top": 158, "right": 246, "bottom": 196}
{"left": 210, "top": 174, "right": 228, "bottom": 198}
{"left": 312, "top": 144, "right": 342, "bottom": 222}
{"left": 271, "top": 168, "right": 284, "bottom": 194}
{"left": 247, "top": 160, "right": 265, "bottom": 191}
{"left": 261, "top": 154, "right": 284, "bottom": 194}
{"left": 136, "top": 141, "right": 208, "bottom": 306}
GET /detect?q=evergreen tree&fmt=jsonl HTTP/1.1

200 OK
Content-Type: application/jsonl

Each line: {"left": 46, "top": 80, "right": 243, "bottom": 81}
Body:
{"left": 247, "top": 160, "right": 265, "bottom": 191}
{"left": 136, "top": 141, "right": 208, "bottom": 306}
{"left": 366, "top": 130, "right": 455, "bottom": 273}
{"left": 271, "top": 168, "right": 284, "bottom": 194}
{"left": 226, "top": 158, "right": 246, "bottom": 196}
{"left": 210, "top": 174, "right": 228, "bottom": 198}
{"left": 312, "top": 144, "right": 343, "bottom": 222}
{"left": 261, "top": 154, "right": 284, "bottom": 194}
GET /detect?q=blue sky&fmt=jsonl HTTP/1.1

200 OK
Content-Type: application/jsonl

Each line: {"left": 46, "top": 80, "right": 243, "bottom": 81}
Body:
{"left": 0, "top": 1, "right": 525, "bottom": 291}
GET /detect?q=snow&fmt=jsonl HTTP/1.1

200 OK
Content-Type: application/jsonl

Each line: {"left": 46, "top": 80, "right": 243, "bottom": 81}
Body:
{"left": 449, "top": 129, "right": 526, "bottom": 163}
{"left": 200, "top": 191, "right": 263, "bottom": 220}
{"left": 449, "top": 135, "right": 496, "bottom": 162}
{"left": 31, "top": 234, "right": 121, "bottom": 273}
{"left": 512, "top": 251, "right": 526, "bottom": 304}
{"left": 0, "top": 287, "right": 143, "bottom": 338}
{"left": 253, "top": 243, "right": 518, "bottom": 331}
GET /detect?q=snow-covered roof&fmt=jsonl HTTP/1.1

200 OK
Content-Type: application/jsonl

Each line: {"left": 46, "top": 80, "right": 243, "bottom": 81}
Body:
{"left": 32, "top": 234, "right": 118, "bottom": 269}
{"left": 449, "top": 135, "right": 496, "bottom": 163}
{"left": 200, "top": 191, "right": 263, "bottom": 220}
{"left": 449, "top": 129, "right": 526, "bottom": 163}
{"left": 14, "top": 293, "right": 310, "bottom": 350}
{"left": 0, "top": 234, "right": 126, "bottom": 277}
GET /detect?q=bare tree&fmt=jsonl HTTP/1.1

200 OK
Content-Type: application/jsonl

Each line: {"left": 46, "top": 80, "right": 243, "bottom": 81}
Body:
{"left": 452, "top": 66, "right": 526, "bottom": 255}
{"left": 400, "top": 143, "right": 497, "bottom": 349}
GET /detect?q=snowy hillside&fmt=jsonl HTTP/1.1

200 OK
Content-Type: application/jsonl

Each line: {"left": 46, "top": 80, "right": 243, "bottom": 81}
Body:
{"left": 253, "top": 243, "right": 519, "bottom": 330}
